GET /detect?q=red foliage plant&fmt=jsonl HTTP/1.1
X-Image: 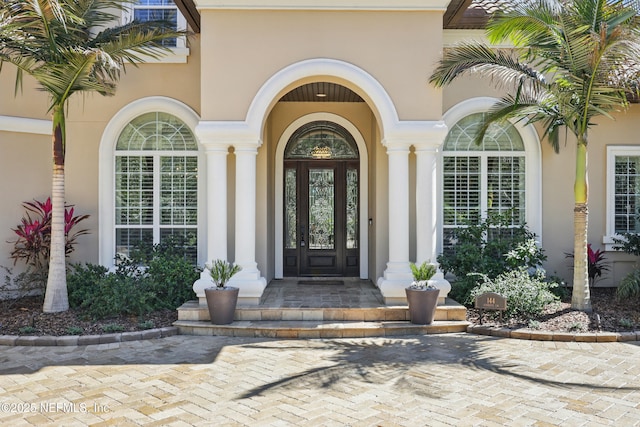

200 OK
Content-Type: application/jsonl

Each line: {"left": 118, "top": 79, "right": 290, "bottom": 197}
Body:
{"left": 10, "top": 198, "right": 89, "bottom": 271}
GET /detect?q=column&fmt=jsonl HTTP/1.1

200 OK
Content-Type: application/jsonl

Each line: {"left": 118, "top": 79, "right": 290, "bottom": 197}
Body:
{"left": 192, "top": 142, "right": 229, "bottom": 305}
{"left": 414, "top": 140, "right": 451, "bottom": 302}
{"left": 414, "top": 142, "right": 438, "bottom": 264}
{"left": 229, "top": 143, "right": 267, "bottom": 304}
{"left": 377, "top": 142, "right": 414, "bottom": 304}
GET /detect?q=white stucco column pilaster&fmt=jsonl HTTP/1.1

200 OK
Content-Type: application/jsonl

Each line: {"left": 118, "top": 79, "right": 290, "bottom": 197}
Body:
{"left": 377, "top": 121, "right": 449, "bottom": 304}
{"left": 230, "top": 143, "right": 267, "bottom": 305}
{"left": 192, "top": 141, "right": 230, "bottom": 305}
{"left": 191, "top": 121, "right": 267, "bottom": 308}
{"left": 415, "top": 136, "right": 451, "bottom": 303}
{"left": 377, "top": 141, "right": 413, "bottom": 303}
{"left": 414, "top": 141, "right": 439, "bottom": 265}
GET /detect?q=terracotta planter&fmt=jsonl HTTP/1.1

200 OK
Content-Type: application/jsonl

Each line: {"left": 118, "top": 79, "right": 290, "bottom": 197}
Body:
{"left": 405, "top": 287, "right": 440, "bottom": 325}
{"left": 204, "top": 287, "right": 239, "bottom": 325}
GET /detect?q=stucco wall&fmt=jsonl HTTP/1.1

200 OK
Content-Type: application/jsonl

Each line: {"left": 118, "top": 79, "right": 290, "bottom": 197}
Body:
{"left": 200, "top": 9, "right": 443, "bottom": 122}
{"left": 0, "top": 36, "right": 202, "bottom": 271}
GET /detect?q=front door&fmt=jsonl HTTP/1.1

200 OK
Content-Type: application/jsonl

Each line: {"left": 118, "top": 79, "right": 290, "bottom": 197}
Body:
{"left": 283, "top": 121, "right": 360, "bottom": 276}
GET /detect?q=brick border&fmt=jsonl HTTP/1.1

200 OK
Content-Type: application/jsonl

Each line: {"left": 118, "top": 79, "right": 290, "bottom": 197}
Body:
{"left": 0, "top": 327, "right": 178, "bottom": 347}
{"left": 467, "top": 325, "right": 640, "bottom": 342}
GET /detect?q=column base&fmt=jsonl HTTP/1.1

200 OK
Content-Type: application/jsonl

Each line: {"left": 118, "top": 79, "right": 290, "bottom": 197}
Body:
{"left": 377, "top": 263, "right": 413, "bottom": 305}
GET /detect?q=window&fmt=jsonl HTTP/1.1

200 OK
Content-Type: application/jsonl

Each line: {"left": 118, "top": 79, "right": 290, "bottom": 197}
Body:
{"left": 123, "top": 1, "right": 189, "bottom": 62}
{"left": 605, "top": 146, "right": 640, "bottom": 249}
{"left": 115, "top": 112, "right": 198, "bottom": 262}
{"left": 441, "top": 112, "right": 526, "bottom": 254}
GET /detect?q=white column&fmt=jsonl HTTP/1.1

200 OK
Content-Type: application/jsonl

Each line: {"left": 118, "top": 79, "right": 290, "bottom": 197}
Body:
{"left": 377, "top": 142, "right": 414, "bottom": 304}
{"left": 207, "top": 144, "right": 229, "bottom": 262}
{"left": 193, "top": 142, "right": 229, "bottom": 305}
{"left": 414, "top": 142, "right": 438, "bottom": 264}
{"left": 414, "top": 140, "right": 451, "bottom": 303}
{"left": 229, "top": 143, "right": 267, "bottom": 305}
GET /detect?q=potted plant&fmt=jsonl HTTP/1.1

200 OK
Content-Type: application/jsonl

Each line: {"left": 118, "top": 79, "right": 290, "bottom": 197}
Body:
{"left": 405, "top": 261, "right": 440, "bottom": 325}
{"left": 204, "top": 259, "right": 242, "bottom": 325}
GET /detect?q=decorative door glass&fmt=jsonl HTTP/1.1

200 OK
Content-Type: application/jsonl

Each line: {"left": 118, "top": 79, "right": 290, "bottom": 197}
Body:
{"left": 346, "top": 168, "right": 358, "bottom": 249}
{"left": 285, "top": 168, "right": 297, "bottom": 249}
{"left": 308, "top": 169, "right": 335, "bottom": 250}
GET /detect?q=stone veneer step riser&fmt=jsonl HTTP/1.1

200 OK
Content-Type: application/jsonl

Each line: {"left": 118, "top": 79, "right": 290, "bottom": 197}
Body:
{"left": 174, "top": 321, "right": 471, "bottom": 339}
{"left": 177, "top": 300, "right": 467, "bottom": 322}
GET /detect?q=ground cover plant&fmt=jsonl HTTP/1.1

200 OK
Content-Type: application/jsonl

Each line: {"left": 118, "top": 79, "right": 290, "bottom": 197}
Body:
{"left": 437, "top": 211, "right": 546, "bottom": 305}
{"left": 612, "top": 233, "right": 640, "bottom": 301}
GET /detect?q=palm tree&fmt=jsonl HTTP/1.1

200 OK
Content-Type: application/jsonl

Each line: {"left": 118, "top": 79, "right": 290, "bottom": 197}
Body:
{"left": 430, "top": 0, "right": 640, "bottom": 311}
{"left": 0, "top": 0, "right": 184, "bottom": 312}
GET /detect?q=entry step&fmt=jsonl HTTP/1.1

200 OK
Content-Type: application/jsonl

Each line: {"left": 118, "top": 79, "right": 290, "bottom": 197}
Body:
{"left": 174, "top": 319, "right": 471, "bottom": 339}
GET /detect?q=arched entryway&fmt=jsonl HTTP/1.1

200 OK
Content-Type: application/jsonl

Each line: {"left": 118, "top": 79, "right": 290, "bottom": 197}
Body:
{"left": 275, "top": 113, "right": 369, "bottom": 279}
{"left": 282, "top": 121, "right": 360, "bottom": 276}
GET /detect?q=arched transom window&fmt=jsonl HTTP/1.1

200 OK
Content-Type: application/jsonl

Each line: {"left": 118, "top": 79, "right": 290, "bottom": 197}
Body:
{"left": 285, "top": 121, "right": 359, "bottom": 160}
{"left": 115, "top": 112, "right": 198, "bottom": 262}
{"left": 442, "top": 112, "right": 526, "bottom": 253}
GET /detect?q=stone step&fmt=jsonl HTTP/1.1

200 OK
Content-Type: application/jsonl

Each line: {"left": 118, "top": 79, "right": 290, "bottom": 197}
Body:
{"left": 177, "top": 299, "right": 467, "bottom": 322}
{"left": 175, "top": 299, "right": 469, "bottom": 338}
{"left": 173, "top": 319, "right": 471, "bottom": 339}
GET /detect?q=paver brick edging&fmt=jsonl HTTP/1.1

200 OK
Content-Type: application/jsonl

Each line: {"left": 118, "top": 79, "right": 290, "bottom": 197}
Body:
{"left": 0, "top": 327, "right": 178, "bottom": 347}
{"left": 467, "top": 325, "right": 640, "bottom": 342}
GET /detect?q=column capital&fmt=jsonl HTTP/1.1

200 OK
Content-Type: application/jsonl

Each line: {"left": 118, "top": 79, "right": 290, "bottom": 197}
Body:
{"left": 195, "top": 120, "right": 263, "bottom": 148}
{"left": 233, "top": 143, "right": 260, "bottom": 154}
{"left": 382, "top": 120, "right": 448, "bottom": 149}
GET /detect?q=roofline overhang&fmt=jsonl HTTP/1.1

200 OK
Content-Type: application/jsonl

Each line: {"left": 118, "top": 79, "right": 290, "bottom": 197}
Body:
{"left": 192, "top": 0, "right": 450, "bottom": 11}
{"left": 175, "top": 0, "right": 201, "bottom": 32}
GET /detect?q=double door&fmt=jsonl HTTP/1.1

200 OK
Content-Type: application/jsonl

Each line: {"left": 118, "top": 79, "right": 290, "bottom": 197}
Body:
{"left": 283, "top": 160, "right": 359, "bottom": 276}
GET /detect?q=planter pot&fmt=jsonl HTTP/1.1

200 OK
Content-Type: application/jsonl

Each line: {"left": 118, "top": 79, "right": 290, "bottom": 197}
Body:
{"left": 204, "top": 287, "right": 239, "bottom": 325}
{"left": 405, "top": 287, "right": 440, "bottom": 325}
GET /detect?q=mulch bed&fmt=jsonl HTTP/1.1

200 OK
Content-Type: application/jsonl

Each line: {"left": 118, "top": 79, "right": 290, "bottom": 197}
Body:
{"left": 467, "top": 287, "right": 640, "bottom": 333}
{"left": 0, "top": 297, "right": 177, "bottom": 336}
{"left": 0, "top": 288, "right": 638, "bottom": 336}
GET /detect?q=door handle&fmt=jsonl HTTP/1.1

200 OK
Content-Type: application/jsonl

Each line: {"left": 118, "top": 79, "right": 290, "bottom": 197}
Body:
{"left": 300, "top": 225, "right": 305, "bottom": 247}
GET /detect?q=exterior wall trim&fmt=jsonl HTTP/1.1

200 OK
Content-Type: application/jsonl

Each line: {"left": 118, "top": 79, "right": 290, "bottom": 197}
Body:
{"left": 98, "top": 96, "right": 203, "bottom": 267}
{"left": 194, "top": 0, "right": 449, "bottom": 11}
{"left": 274, "top": 112, "right": 369, "bottom": 279}
{"left": 246, "top": 58, "right": 400, "bottom": 137}
{"left": 0, "top": 115, "right": 52, "bottom": 135}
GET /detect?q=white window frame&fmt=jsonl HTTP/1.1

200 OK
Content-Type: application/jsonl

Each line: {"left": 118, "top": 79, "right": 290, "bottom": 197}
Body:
{"left": 99, "top": 97, "right": 204, "bottom": 268}
{"left": 122, "top": 1, "right": 189, "bottom": 63}
{"left": 439, "top": 97, "right": 543, "bottom": 254}
{"left": 604, "top": 145, "right": 640, "bottom": 250}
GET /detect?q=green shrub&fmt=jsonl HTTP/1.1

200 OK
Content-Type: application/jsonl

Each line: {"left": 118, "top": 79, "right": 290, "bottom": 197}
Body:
{"left": 67, "top": 240, "right": 200, "bottom": 319}
{"left": 101, "top": 323, "right": 125, "bottom": 333}
{"left": 616, "top": 269, "right": 640, "bottom": 301}
{"left": 437, "top": 211, "right": 546, "bottom": 304}
{"left": 19, "top": 326, "right": 37, "bottom": 335}
{"left": 138, "top": 320, "right": 155, "bottom": 330}
{"left": 65, "top": 326, "right": 83, "bottom": 335}
{"left": 67, "top": 263, "right": 109, "bottom": 308}
{"left": 470, "top": 269, "right": 559, "bottom": 318}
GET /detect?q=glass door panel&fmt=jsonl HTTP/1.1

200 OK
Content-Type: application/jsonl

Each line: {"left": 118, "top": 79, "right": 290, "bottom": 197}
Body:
{"left": 308, "top": 168, "right": 335, "bottom": 250}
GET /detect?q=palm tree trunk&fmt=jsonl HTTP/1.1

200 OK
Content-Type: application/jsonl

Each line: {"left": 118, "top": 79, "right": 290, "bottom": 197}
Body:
{"left": 571, "top": 141, "right": 591, "bottom": 312}
{"left": 43, "top": 105, "right": 69, "bottom": 313}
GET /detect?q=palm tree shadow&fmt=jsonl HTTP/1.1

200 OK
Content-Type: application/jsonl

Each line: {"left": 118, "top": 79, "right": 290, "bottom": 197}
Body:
{"left": 236, "top": 335, "right": 640, "bottom": 400}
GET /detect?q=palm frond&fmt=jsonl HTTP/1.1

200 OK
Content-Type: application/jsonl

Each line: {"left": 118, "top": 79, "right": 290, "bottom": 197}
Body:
{"left": 1, "top": 0, "right": 186, "bottom": 107}
{"left": 430, "top": 43, "right": 546, "bottom": 90}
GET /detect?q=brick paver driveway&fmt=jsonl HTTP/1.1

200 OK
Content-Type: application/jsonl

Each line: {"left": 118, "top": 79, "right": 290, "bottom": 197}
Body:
{"left": 1, "top": 334, "right": 639, "bottom": 426}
